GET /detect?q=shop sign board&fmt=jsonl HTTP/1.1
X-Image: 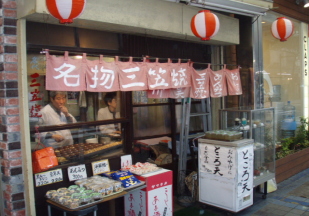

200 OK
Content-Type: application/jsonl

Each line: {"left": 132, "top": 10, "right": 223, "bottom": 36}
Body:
{"left": 35, "top": 168, "right": 63, "bottom": 187}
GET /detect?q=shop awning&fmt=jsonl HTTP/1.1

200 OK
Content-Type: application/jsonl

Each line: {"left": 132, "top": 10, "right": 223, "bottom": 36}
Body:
{"left": 17, "top": 0, "right": 240, "bottom": 45}
{"left": 164, "top": 0, "right": 272, "bottom": 17}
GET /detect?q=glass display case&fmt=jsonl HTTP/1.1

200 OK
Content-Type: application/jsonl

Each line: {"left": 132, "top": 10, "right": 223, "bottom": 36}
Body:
{"left": 219, "top": 107, "right": 276, "bottom": 188}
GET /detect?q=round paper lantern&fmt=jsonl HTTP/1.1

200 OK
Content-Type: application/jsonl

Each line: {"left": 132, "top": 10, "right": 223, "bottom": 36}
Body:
{"left": 46, "top": 0, "right": 86, "bottom": 24}
{"left": 190, "top": 10, "right": 220, "bottom": 41}
{"left": 271, "top": 17, "right": 294, "bottom": 42}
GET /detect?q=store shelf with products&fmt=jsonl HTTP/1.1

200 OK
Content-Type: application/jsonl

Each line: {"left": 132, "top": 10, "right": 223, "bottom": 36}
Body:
{"left": 219, "top": 107, "right": 276, "bottom": 190}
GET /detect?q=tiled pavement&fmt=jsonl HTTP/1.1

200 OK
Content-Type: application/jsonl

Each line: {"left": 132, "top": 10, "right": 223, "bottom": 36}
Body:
{"left": 237, "top": 168, "right": 309, "bottom": 216}
{"left": 178, "top": 168, "right": 309, "bottom": 215}
{"left": 226, "top": 168, "right": 309, "bottom": 215}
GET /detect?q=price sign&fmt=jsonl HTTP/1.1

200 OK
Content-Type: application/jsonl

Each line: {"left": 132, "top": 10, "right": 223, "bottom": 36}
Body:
{"left": 121, "top": 154, "right": 132, "bottom": 168}
{"left": 92, "top": 159, "right": 110, "bottom": 175}
{"left": 67, "top": 164, "right": 87, "bottom": 181}
{"left": 35, "top": 169, "right": 63, "bottom": 187}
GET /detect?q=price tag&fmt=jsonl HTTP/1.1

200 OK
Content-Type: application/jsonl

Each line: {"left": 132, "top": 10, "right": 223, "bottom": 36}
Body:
{"left": 92, "top": 159, "right": 110, "bottom": 175}
{"left": 121, "top": 154, "right": 132, "bottom": 168}
{"left": 67, "top": 164, "right": 87, "bottom": 181}
{"left": 35, "top": 169, "right": 63, "bottom": 187}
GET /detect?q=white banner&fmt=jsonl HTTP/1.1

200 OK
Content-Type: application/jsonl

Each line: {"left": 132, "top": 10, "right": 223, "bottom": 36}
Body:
{"left": 237, "top": 146, "right": 254, "bottom": 197}
{"left": 199, "top": 144, "right": 236, "bottom": 179}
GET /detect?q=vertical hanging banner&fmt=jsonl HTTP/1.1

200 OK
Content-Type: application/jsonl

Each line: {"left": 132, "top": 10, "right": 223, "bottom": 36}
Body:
{"left": 117, "top": 57, "right": 148, "bottom": 91}
{"left": 170, "top": 60, "right": 192, "bottom": 89}
{"left": 190, "top": 65, "right": 210, "bottom": 99}
{"left": 225, "top": 67, "right": 242, "bottom": 95}
{"left": 146, "top": 58, "right": 171, "bottom": 90}
{"left": 209, "top": 66, "right": 227, "bottom": 98}
{"left": 45, "top": 51, "right": 86, "bottom": 91}
{"left": 85, "top": 55, "right": 120, "bottom": 92}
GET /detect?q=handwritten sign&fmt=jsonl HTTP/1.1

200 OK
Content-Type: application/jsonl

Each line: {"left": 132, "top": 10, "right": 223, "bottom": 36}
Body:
{"left": 67, "top": 164, "right": 87, "bottom": 181}
{"left": 121, "top": 154, "right": 132, "bottom": 168}
{"left": 35, "top": 169, "right": 63, "bottom": 187}
{"left": 92, "top": 159, "right": 110, "bottom": 175}
{"left": 198, "top": 144, "right": 236, "bottom": 178}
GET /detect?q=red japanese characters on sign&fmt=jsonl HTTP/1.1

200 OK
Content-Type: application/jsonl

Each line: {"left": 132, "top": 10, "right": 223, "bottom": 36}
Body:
{"left": 29, "top": 56, "right": 43, "bottom": 118}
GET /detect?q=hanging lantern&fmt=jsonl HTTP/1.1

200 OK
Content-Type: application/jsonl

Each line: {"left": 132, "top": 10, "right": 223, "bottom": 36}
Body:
{"left": 46, "top": 0, "right": 86, "bottom": 24}
{"left": 271, "top": 17, "right": 294, "bottom": 42}
{"left": 190, "top": 10, "right": 220, "bottom": 41}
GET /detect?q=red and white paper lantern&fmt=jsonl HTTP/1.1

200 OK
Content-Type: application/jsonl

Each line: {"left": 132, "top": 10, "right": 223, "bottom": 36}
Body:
{"left": 190, "top": 10, "right": 220, "bottom": 41}
{"left": 271, "top": 17, "right": 294, "bottom": 42}
{"left": 46, "top": 0, "right": 86, "bottom": 24}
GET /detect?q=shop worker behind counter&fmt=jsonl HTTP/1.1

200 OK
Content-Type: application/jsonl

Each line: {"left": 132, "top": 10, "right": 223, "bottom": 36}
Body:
{"left": 37, "top": 91, "right": 77, "bottom": 148}
{"left": 97, "top": 92, "right": 121, "bottom": 134}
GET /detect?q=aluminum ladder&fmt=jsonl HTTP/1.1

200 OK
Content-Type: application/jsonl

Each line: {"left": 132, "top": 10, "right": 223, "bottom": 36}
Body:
{"left": 177, "top": 97, "right": 212, "bottom": 196}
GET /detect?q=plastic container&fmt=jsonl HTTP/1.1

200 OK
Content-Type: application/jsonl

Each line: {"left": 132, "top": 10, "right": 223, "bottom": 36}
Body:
{"left": 45, "top": 190, "right": 57, "bottom": 199}
{"left": 67, "top": 199, "right": 80, "bottom": 209}
{"left": 103, "top": 184, "right": 113, "bottom": 195}
{"left": 281, "top": 101, "right": 297, "bottom": 138}
{"left": 91, "top": 192, "right": 103, "bottom": 201}
{"left": 71, "top": 193, "right": 83, "bottom": 199}
{"left": 112, "top": 181, "right": 123, "bottom": 192}
{"left": 283, "top": 101, "right": 295, "bottom": 121}
{"left": 79, "top": 195, "right": 92, "bottom": 205}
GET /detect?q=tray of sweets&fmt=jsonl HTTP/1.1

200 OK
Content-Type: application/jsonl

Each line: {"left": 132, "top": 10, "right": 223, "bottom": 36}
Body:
{"left": 121, "top": 162, "right": 160, "bottom": 176}
{"left": 56, "top": 141, "right": 122, "bottom": 164}
{"left": 130, "top": 168, "right": 162, "bottom": 176}
{"left": 48, "top": 197, "right": 104, "bottom": 210}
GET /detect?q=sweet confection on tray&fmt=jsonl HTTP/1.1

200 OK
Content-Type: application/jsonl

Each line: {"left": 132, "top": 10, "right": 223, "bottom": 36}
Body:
{"left": 46, "top": 176, "right": 123, "bottom": 209}
{"left": 55, "top": 141, "right": 122, "bottom": 163}
{"left": 121, "top": 162, "right": 159, "bottom": 175}
{"left": 203, "top": 130, "right": 243, "bottom": 141}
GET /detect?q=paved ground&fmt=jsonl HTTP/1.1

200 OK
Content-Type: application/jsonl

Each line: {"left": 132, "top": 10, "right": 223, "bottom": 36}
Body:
{"left": 175, "top": 168, "right": 309, "bottom": 215}
{"left": 238, "top": 168, "right": 309, "bottom": 216}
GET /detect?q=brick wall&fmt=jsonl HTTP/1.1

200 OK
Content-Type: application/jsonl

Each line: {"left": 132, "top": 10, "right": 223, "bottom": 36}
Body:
{"left": 0, "top": 0, "right": 26, "bottom": 216}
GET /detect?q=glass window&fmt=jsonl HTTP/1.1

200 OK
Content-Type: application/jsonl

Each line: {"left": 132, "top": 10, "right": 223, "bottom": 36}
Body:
{"left": 28, "top": 53, "right": 125, "bottom": 166}
{"left": 262, "top": 12, "right": 304, "bottom": 142}
{"left": 133, "top": 105, "right": 171, "bottom": 137}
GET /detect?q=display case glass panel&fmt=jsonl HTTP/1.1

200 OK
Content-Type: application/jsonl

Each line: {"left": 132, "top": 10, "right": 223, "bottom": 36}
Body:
{"left": 219, "top": 107, "right": 276, "bottom": 186}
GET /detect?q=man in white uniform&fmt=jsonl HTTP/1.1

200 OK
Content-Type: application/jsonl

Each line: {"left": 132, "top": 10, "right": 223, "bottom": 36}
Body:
{"left": 97, "top": 92, "right": 121, "bottom": 134}
{"left": 37, "top": 91, "right": 77, "bottom": 148}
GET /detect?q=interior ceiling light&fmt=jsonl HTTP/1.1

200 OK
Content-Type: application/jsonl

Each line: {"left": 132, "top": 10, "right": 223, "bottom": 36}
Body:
{"left": 296, "top": 0, "right": 309, "bottom": 8}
